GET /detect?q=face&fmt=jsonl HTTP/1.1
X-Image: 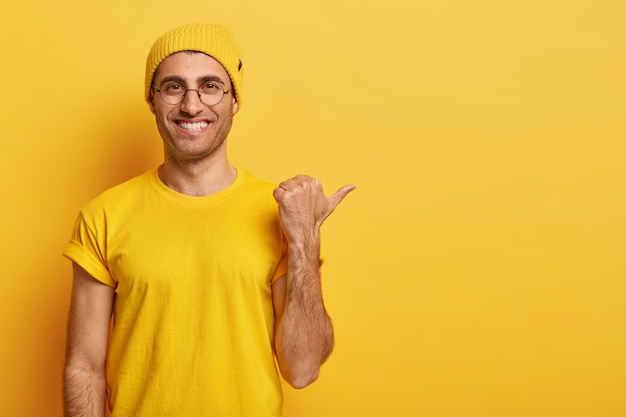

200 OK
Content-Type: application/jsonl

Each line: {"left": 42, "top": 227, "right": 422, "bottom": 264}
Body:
{"left": 147, "top": 51, "right": 239, "bottom": 164}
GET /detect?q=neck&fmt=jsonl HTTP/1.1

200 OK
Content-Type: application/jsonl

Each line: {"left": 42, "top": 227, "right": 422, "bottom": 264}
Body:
{"left": 158, "top": 158, "right": 237, "bottom": 197}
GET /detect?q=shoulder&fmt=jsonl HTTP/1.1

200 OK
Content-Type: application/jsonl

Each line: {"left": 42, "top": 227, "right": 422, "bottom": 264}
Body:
{"left": 234, "top": 170, "right": 280, "bottom": 211}
{"left": 80, "top": 170, "right": 155, "bottom": 216}
{"left": 238, "top": 170, "right": 278, "bottom": 194}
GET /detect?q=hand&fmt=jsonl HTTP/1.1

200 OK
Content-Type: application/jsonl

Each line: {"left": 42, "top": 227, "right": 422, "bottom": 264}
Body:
{"left": 273, "top": 175, "right": 356, "bottom": 242}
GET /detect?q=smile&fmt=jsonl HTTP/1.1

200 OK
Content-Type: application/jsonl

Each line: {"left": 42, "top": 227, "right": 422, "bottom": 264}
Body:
{"left": 177, "top": 121, "right": 209, "bottom": 131}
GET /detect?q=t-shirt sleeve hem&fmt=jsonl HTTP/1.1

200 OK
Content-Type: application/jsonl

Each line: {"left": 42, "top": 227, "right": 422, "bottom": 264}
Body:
{"left": 63, "top": 241, "right": 117, "bottom": 288}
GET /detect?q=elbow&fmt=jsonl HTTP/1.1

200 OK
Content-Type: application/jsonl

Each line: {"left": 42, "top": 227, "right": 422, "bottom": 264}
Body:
{"left": 278, "top": 344, "right": 332, "bottom": 389}
{"left": 278, "top": 340, "right": 334, "bottom": 389}
{"left": 283, "top": 368, "right": 320, "bottom": 389}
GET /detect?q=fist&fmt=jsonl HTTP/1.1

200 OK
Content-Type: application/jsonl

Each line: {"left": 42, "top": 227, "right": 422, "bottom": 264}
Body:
{"left": 273, "top": 175, "right": 355, "bottom": 241}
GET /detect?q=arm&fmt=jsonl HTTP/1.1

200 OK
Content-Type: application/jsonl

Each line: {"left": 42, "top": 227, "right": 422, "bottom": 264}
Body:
{"left": 272, "top": 175, "right": 355, "bottom": 389}
{"left": 63, "top": 263, "right": 115, "bottom": 417}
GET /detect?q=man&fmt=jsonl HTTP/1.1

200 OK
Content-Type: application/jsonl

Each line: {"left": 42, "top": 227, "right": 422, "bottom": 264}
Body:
{"left": 62, "top": 23, "right": 354, "bottom": 417}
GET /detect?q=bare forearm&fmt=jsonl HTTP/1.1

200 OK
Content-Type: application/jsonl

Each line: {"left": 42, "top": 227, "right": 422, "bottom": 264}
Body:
{"left": 275, "top": 234, "right": 334, "bottom": 388}
{"left": 272, "top": 175, "right": 354, "bottom": 388}
{"left": 63, "top": 363, "right": 107, "bottom": 417}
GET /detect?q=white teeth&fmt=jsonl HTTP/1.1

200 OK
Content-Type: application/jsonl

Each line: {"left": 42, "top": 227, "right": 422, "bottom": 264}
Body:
{"left": 179, "top": 121, "right": 208, "bottom": 131}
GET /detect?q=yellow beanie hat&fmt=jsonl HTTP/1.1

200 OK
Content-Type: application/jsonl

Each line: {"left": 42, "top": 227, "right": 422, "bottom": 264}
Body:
{"left": 145, "top": 23, "right": 244, "bottom": 106}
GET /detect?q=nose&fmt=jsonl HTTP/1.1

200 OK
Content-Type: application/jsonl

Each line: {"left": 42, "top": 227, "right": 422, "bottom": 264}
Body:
{"left": 180, "top": 89, "right": 204, "bottom": 115}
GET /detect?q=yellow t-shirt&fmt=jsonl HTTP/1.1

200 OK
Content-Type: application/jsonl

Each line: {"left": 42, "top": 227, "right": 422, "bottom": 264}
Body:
{"left": 64, "top": 169, "right": 288, "bottom": 417}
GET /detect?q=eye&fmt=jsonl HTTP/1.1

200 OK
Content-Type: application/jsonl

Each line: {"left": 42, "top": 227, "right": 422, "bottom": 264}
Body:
{"left": 162, "top": 82, "right": 184, "bottom": 94}
{"left": 200, "top": 82, "right": 221, "bottom": 94}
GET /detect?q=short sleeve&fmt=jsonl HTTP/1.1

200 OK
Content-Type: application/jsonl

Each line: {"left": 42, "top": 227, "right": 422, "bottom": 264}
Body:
{"left": 63, "top": 211, "right": 117, "bottom": 287}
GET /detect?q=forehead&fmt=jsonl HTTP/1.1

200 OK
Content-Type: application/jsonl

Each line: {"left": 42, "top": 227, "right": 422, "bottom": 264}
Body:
{"left": 153, "top": 51, "right": 231, "bottom": 85}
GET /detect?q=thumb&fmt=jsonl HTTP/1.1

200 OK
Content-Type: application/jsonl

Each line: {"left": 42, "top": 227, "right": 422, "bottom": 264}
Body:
{"left": 327, "top": 184, "right": 357, "bottom": 213}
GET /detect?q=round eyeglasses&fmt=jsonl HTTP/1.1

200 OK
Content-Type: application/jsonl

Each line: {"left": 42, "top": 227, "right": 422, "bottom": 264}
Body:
{"left": 153, "top": 80, "right": 230, "bottom": 106}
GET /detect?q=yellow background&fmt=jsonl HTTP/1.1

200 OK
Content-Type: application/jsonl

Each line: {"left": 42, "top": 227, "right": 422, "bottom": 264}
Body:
{"left": 1, "top": 1, "right": 624, "bottom": 416}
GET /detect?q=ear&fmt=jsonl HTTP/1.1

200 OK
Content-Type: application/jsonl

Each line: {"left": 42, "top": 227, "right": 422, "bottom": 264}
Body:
{"left": 232, "top": 98, "right": 239, "bottom": 116}
{"left": 146, "top": 90, "right": 156, "bottom": 115}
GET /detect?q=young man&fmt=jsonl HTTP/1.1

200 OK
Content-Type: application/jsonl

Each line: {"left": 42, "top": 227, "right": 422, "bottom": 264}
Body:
{"left": 62, "top": 23, "right": 354, "bottom": 417}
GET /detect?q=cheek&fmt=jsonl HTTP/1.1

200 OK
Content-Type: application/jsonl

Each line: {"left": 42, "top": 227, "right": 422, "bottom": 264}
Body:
{"left": 154, "top": 111, "right": 174, "bottom": 138}
{"left": 153, "top": 105, "right": 173, "bottom": 124}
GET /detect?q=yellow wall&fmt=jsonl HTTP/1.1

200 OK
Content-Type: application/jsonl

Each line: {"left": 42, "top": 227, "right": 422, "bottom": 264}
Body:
{"left": 1, "top": 1, "right": 624, "bottom": 416}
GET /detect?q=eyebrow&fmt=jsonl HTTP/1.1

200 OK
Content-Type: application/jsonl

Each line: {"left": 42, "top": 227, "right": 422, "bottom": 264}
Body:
{"left": 158, "top": 75, "right": 227, "bottom": 88}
